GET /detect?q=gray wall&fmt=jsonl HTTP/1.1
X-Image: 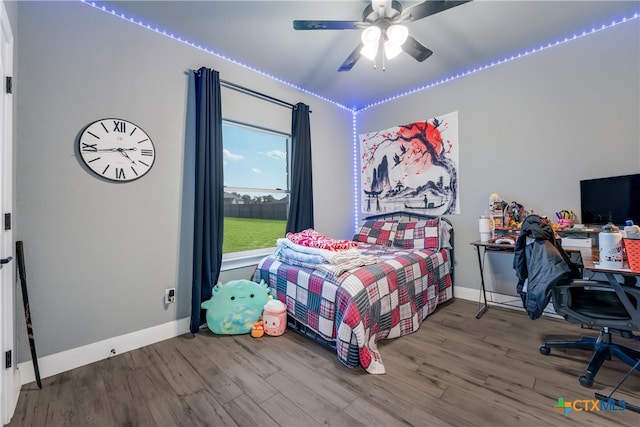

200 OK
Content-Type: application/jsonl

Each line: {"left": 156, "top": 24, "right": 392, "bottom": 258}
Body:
{"left": 14, "top": 1, "right": 352, "bottom": 361}
{"left": 12, "top": 2, "right": 640, "bottom": 364}
{"left": 357, "top": 19, "right": 639, "bottom": 296}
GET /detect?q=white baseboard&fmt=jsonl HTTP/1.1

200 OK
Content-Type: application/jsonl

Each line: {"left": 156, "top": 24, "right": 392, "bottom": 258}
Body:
{"left": 454, "top": 286, "right": 561, "bottom": 319}
{"left": 455, "top": 285, "right": 518, "bottom": 304}
{"left": 14, "top": 288, "right": 485, "bottom": 386}
{"left": 16, "top": 287, "right": 557, "bottom": 386}
{"left": 17, "top": 317, "right": 190, "bottom": 386}
{"left": 452, "top": 286, "right": 480, "bottom": 302}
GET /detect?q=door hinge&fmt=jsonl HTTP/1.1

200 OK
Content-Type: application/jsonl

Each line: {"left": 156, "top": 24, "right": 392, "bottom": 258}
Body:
{"left": 5, "top": 350, "right": 11, "bottom": 368}
{"left": 5, "top": 76, "right": 11, "bottom": 94}
{"left": 4, "top": 213, "right": 10, "bottom": 231}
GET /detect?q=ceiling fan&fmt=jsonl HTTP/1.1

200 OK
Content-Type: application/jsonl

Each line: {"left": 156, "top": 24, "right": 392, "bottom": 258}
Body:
{"left": 293, "top": 0, "right": 470, "bottom": 72}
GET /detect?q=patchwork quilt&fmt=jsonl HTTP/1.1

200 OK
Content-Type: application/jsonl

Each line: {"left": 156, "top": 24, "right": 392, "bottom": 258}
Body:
{"left": 254, "top": 243, "right": 452, "bottom": 374}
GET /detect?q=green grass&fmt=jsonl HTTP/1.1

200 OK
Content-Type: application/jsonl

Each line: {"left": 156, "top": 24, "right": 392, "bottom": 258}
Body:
{"left": 223, "top": 217, "right": 286, "bottom": 253}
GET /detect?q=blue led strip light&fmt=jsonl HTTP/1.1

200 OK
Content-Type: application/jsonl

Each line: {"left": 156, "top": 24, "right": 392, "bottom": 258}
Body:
{"left": 356, "top": 12, "right": 639, "bottom": 113}
{"left": 82, "top": 1, "right": 353, "bottom": 112}
{"left": 81, "top": 1, "right": 637, "bottom": 226}
{"left": 352, "top": 111, "right": 360, "bottom": 232}
{"left": 81, "top": 1, "right": 637, "bottom": 112}
{"left": 351, "top": 11, "right": 638, "bottom": 221}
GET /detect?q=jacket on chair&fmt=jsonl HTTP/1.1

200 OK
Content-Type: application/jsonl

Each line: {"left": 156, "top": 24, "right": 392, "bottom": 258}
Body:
{"left": 513, "top": 215, "right": 573, "bottom": 320}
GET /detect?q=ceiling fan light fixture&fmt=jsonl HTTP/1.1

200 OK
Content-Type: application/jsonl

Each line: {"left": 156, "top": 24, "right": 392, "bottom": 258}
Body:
{"left": 293, "top": 0, "right": 472, "bottom": 72}
{"left": 361, "top": 25, "right": 381, "bottom": 45}
{"left": 360, "top": 25, "right": 381, "bottom": 61}
{"left": 383, "top": 24, "right": 407, "bottom": 60}
{"left": 386, "top": 24, "right": 408, "bottom": 45}
{"left": 360, "top": 43, "right": 379, "bottom": 61}
{"left": 384, "top": 40, "right": 403, "bottom": 60}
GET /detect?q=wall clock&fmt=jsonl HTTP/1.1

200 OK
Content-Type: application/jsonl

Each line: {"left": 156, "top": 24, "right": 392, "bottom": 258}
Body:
{"left": 78, "top": 118, "right": 155, "bottom": 182}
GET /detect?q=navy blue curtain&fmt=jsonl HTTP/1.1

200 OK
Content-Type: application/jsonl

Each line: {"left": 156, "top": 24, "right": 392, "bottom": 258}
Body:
{"left": 190, "top": 67, "right": 224, "bottom": 333}
{"left": 286, "top": 103, "right": 314, "bottom": 233}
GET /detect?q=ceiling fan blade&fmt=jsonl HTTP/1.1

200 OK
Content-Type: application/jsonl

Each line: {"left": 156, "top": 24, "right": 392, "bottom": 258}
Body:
{"left": 400, "top": 0, "right": 471, "bottom": 23}
{"left": 402, "top": 36, "right": 433, "bottom": 62}
{"left": 338, "top": 43, "right": 364, "bottom": 72}
{"left": 293, "top": 20, "right": 363, "bottom": 30}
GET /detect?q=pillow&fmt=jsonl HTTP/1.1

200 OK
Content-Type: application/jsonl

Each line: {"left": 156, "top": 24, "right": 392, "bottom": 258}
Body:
{"left": 201, "top": 279, "right": 269, "bottom": 335}
{"left": 287, "top": 228, "right": 358, "bottom": 251}
{"left": 439, "top": 219, "right": 453, "bottom": 249}
{"left": 393, "top": 219, "right": 441, "bottom": 250}
{"left": 353, "top": 220, "right": 398, "bottom": 246}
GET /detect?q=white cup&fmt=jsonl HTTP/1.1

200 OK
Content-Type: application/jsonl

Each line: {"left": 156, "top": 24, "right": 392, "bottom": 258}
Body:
{"left": 479, "top": 217, "right": 492, "bottom": 242}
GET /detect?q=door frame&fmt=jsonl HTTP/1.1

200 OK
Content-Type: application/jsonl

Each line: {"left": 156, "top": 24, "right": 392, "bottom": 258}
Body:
{"left": 0, "top": 0, "right": 16, "bottom": 423}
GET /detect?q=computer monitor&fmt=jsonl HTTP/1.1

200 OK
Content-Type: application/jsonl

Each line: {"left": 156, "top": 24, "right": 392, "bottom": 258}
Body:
{"left": 580, "top": 173, "right": 640, "bottom": 226}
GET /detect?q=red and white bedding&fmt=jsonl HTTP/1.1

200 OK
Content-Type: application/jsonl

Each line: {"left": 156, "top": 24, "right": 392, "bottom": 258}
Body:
{"left": 254, "top": 242, "right": 452, "bottom": 374}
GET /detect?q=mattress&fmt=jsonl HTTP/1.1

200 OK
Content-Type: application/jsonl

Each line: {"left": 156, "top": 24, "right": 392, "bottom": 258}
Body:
{"left": 254, "top": 243, "right": 453, "bottom": 374}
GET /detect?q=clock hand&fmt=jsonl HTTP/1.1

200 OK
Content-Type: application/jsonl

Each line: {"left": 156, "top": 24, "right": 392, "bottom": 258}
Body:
{"left": 83, "top": 147, "right": 137, "bottom": 152}
{"left": 118, "top": 148, "right": 136, "bottom": 164}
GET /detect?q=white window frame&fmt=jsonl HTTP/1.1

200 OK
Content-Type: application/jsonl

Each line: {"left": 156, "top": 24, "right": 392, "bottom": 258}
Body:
{"left": 221, "top": 119, "right": 291, "bottom": 270}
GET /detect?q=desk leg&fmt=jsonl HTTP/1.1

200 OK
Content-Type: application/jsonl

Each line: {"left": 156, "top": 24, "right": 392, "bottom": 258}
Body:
{"left": 595, "top": 393, "right": 640, "bottom": 413}
{"left": 475, "top": 246, "right": 489, "bottom": 319}
{"left": 595, "top": 357, "right": 640, "bottom": 414}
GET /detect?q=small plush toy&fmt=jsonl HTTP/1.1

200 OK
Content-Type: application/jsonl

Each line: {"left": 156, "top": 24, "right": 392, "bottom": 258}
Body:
{"left": 263, "top": 297, "right": 287, "bottom": 336}
{"left": 201, "top": 279, "right": 269, "bottom": 335}
{"left": 251, "top": 321, "right": 264, "bottom": 338}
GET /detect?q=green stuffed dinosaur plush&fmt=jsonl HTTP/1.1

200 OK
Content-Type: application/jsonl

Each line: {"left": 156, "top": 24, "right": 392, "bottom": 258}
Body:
{"left": 201, "top": 279, "right": 269, "bottom": 335}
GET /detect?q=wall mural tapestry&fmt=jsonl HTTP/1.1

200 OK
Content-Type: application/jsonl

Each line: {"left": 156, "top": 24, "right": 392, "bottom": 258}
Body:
{"left": 360, "top": 111, "right": 460, "bottom": 215}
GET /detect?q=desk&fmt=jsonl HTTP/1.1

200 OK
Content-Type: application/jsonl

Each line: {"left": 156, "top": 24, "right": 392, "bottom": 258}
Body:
{"left": 470, "top": 240, "right": 515, "bottom": 319}
{"left": 470, "top": 240, "right": 584, "bottom": 319}
{"left": 472, "top": 242, "right": 640, "bottom": 410}
{"left": 473, "top": 241, "right": 640, "bottom": 410}
{"left": 576, "top": 247, "right": 640, "bottom": 413}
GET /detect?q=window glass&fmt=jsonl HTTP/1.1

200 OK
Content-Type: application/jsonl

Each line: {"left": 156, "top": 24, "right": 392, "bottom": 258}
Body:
{"left": 222, "top": 121, "right": 289, "bottom": 254}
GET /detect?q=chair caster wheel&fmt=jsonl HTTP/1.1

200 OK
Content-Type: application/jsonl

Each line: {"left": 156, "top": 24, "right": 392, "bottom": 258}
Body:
{"left": 579, "top": 374, "right": 593, "bottom": 388}
{"left": 539, "top": 346, "right": 550, "bottom": 355}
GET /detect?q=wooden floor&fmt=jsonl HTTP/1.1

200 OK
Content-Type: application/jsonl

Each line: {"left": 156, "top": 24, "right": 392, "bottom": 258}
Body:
{"left": 8, "top": 299, "right": 640, "bottom": 426}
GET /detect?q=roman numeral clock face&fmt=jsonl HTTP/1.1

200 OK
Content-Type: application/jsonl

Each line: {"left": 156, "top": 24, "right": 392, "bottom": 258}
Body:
{"left": 79, "top": 118, "right": 155, "bottom": 182}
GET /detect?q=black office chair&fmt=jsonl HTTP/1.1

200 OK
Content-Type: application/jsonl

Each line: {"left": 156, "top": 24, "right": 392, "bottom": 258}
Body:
{"left": 513, "top": 215, "right": 640, "bottom": 388}
{"left": 541, "top": 278, "right": 640, "bottom": 387}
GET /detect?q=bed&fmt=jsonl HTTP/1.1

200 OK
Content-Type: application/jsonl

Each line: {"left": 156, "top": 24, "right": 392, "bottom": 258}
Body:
{"left": 253, "top": 212, "right": 454, "bottom": 374}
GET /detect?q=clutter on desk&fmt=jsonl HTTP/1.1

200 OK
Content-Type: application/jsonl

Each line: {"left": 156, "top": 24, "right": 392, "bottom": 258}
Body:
{"left": 504, "top": 200, "right": 529, "bottom": 229}
{"left": 485, "top": 194, "right": 529, "bottom": 231}
{"left": 624, "top": 220, "right": 640, "bottom": 239}
{"left": 488, "top": 193, "right": 507, "bottom": 230}
{"left": 624, "top": 240, "right": 640, "bottom": 272}
{"left": 479, "top": 214, "right": 492, "bottom": 242}
{"left": 554, "top": 210, "right": 575, "bottom": 229}
{"left": 623, "top": 220, "right": 640, "bottom": 272}
{"left": 599, "top": 223, "right": 623, "bottom": 269}
{"left": 494, "top": 236, "right": 516, "bottom": 245}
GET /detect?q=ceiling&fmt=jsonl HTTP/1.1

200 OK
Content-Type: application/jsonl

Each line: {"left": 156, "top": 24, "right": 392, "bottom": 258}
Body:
{"left": 95, "top": 1, "right": 639, "bottom": 110}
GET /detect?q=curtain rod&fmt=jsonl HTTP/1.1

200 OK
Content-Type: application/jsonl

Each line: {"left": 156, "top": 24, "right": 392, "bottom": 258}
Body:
{"left": 220, "top": 80, "right": 311, "bottom": 113}
{"left": 221, "top": 80, "right": 295, "bottom": 110}
{"left": 190, "top": 70, "right": 309, "bottom": 111}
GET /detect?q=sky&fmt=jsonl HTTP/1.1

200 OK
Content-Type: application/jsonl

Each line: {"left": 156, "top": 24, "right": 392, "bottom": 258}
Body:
{"left": 222, "top": 123, "right": 288, "bottom": 192}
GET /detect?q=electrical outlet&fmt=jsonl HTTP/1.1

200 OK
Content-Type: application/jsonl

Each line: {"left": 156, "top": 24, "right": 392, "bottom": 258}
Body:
{"left": 165, "top": 288, "right": 176, "bottom": 304}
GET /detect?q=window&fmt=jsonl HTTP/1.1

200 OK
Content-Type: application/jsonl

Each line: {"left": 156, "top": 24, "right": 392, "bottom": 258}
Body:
{"left": 222, "top": 120, "right": 290, "bottom": 255}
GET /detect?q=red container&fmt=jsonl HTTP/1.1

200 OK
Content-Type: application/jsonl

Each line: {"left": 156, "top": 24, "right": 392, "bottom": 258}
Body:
{"left": 623, "top": 238, "right": 640, "bottom": 272}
